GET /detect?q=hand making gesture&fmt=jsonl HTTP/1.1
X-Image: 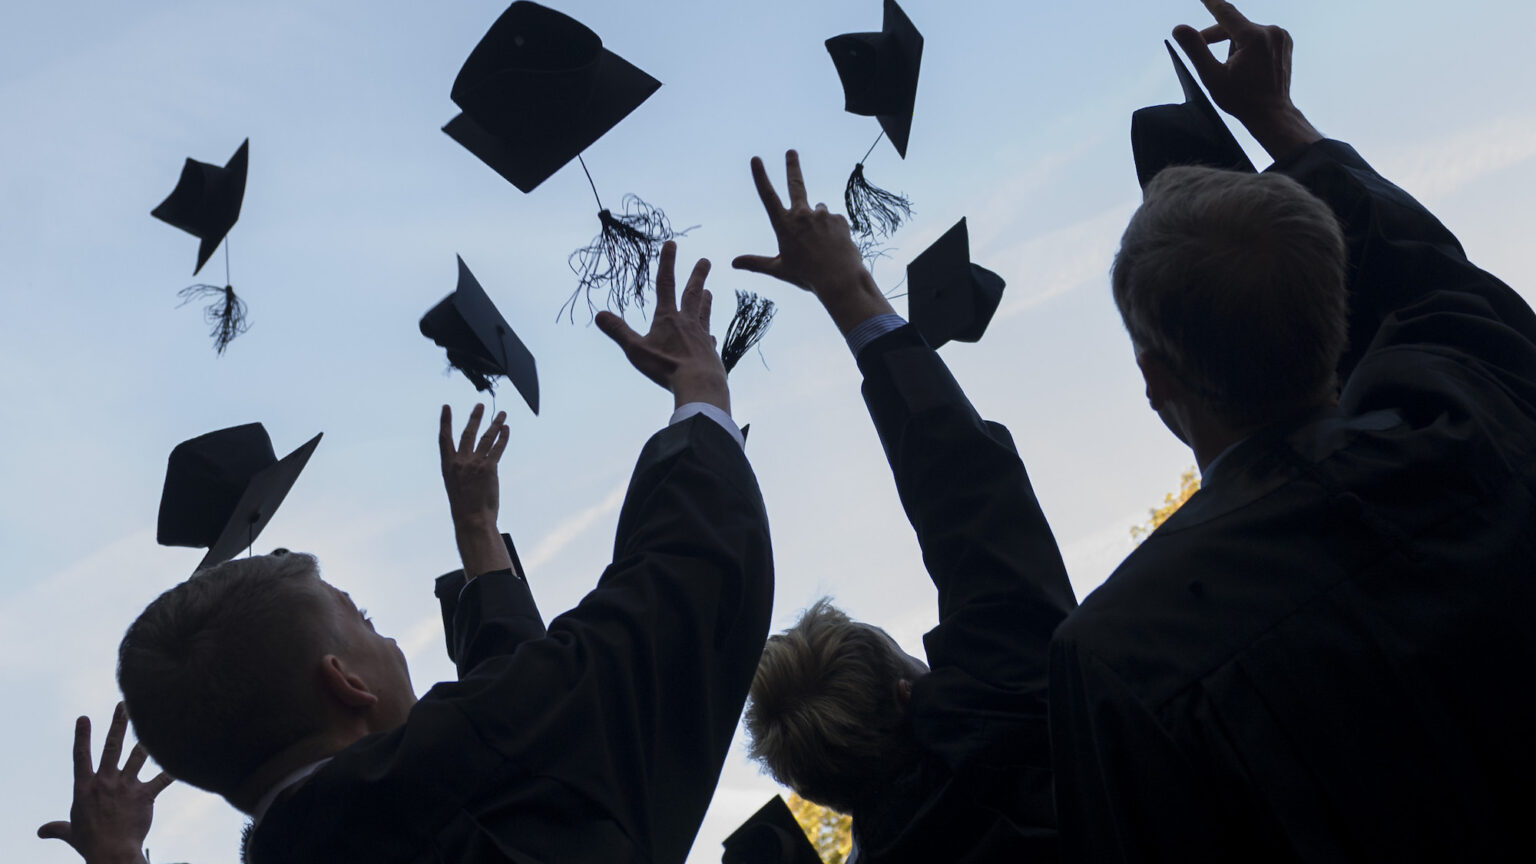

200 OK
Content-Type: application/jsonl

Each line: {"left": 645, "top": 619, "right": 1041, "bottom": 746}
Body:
{"left": 1172, "top": 0, "right": 1322, "bottom": 160}
{"left": 440, "top": 403, "right": 514, "bottom": 578}
{"left": 597, "top": 240, "right": 731, "bottom": 415}
{"left": 38, "top": 703, "right": 173, "bottom": 864}
{"left": 734, "top": 150, "right": 894, "bottom": 334}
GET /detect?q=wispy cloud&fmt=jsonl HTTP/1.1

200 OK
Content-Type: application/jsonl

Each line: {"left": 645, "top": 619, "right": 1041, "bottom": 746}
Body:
{"left": 1379, "top": 112, "right": 1536, "bottom": 205}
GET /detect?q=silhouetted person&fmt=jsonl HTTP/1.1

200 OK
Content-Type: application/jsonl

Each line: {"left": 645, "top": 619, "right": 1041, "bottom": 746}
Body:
{"left": 116, "top": 243, "right": 774, "bottom": 863}
{"left": 1050, "top": 2, "right": 1536, "bottom": 860}
{"left": 735, "top": 152, "right": 1075, "bottom": 862}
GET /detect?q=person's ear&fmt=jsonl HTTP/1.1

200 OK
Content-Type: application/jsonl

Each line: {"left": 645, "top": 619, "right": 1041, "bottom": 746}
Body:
{"left": 893, "top": 678, "right": 914, "bottom": 712}
{"left": 1137, "top": 350, "right": 1176, "bottom": 412}
{"left": 319, "top": 655, "right": 379, "bottom": 710}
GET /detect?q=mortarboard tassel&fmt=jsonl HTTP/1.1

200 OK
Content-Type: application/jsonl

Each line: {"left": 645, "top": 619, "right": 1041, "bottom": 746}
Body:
{"left": 443, "top": 348, "right": 501, "bottom": 395}
{"left": 720, "top": 290, "right": 777, "bottom": 374}
{"left": 177, "top": 283, "right": 249, "bottom": 355}
{"left": 564, "top": 157, "right": 692, "bottom": 322}
{"left": 845, "top": 161, "right": 913, "bottom": 241}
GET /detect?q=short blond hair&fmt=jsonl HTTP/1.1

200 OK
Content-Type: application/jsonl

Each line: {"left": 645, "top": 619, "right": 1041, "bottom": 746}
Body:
{"left": 744, "top": 600, "right": 920, "bottom": 814}
{"left": 1113, "top": 165, "right": 1348, "bottom": 426}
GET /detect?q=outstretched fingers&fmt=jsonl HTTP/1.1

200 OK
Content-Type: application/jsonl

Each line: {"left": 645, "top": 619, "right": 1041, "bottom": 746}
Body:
{"left": 749, "top": 156, "right": 785, "bottom": 225}
{"left": 595, "top": 311, "right": 642, "bottom": 353}
{"left": 71, "top": 715, "right": 92, "bottom": 784}
{"left": 679, "top": 258, "right": 712, "bottom": 320}
{"left": 438, "top": 405, "right": 454, "bottom": 463}
{"left": 1199, "top": 0, "right": 1252, "bottom": 29}
{"left": 655, "top": 240, "right": 678, "bottom": 314}
{"left": 100, "top": 701, "right": 128, "bottom": 774}
{"left": 1172, "top": 24, "right": 1224, "bottom": 81}
{"left": 784, "top": 150, "right": 808, "bottom": 209}
{"left": 146, "top": 771, "right": 174, "bottom": 798}
{"left": 475, "top": 411, "right": 507, "bottom": 457}
{"left": 457, "top": 404, "right": 485, "bottom": 454}
{"left": 123, "top": 742, "right": 149, "bottom": 780}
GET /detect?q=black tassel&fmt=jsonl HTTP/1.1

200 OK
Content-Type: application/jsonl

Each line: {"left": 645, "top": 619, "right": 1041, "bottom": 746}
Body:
{"left": 720, "top": 290, "right": 777, "bottom": 374}
{"left": 177, "top": 283, "right": 248, "bottom": 355}
{"left": 443, "top": 349, "right": 500, "bottom": 394}
{"left": 564, "top": 194, "right": 693, "bottom": 323}
{"left": 844, "top": 163, "right": 913, "bottom": 240}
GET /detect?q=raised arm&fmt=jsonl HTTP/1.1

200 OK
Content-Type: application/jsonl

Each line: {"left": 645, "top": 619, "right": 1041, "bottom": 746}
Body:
{"left": 1176, "top": 0, "right": 1536, "bottom": 386}
{"left": 735, "top": 152, "right": 1075, "bottom": 807}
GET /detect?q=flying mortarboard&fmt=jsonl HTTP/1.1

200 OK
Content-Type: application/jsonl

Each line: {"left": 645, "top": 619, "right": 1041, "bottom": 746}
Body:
{"left": 443, "top": 1, "right": 686, "bottom": 321}
{"left": 827, "top": 0, "right": 923, "bottom": 251}
{"left": 151, "top": 138, "right": 253, "bottom": 354}
{"left": 907, "top": 218, "right": 1005, "bottom": 349}
{"left": 420, "top": 255, "right": 540, "bottom": 414}
{"left": 157, "top": 423, "right": 322, "bottom": 570}
{"left": 1130, "top": 41, "right": 1256, "bottom": 189}
{"left": 720, "top": 796, "right": 822, "bottom": 864}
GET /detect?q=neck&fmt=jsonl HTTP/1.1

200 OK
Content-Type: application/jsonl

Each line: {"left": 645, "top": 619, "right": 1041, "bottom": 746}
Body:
{"left": 228, "top": 730, "right": 359, "bottom": 814}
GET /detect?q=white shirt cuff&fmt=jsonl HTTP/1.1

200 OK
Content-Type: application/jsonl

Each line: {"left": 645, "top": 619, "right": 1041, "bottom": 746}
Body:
{"left": 845, "top": 313, "right": 908, "bottom": 357}
{"left": 669, "top": 402, "right": 746, "bottom": 450}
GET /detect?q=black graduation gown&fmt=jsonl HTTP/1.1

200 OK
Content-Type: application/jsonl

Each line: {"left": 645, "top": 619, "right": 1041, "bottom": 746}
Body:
{"left": 1050, "top": 140, "right": 1536, "bottom": 862}
{"left": 433, "top": 532, "right": 546, "bottom": 674}
{"left": 249, "top": 416, "right": 775, "bottom": 863}
{"left": 848, "top": 325, "right": 1077, "bottom": 862}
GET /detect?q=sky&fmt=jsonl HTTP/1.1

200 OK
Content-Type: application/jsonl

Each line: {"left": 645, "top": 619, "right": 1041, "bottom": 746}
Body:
{"left": 3, "top": 0, "right": 1534, "bottom": 861}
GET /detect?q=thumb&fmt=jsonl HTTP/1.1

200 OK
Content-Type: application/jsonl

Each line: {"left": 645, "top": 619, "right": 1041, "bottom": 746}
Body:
{"left": 1171, "top": 27, "right": 1224, "bottom": 87}
{"left": 37, "top": 821, "right": 72, "bottom": 842}
{"left": 594, "top": 311, "right": 639, "bottom": 349}
{"left": 731, "top": 254, "right": 781, "bottom": 276}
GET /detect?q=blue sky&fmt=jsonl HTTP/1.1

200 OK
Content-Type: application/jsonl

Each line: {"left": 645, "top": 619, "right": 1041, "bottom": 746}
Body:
{"left": 3, "top": 1, "right": 1534, "bottom": 860}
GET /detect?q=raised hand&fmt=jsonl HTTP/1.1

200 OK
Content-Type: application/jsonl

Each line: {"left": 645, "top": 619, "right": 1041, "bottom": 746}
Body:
{"left": 38, "top": 703, "right": 172, "bottom": 864}
{"left": 596, "top": 240, "right": 731, "bottom": 414}
{"left": 439, "top": 403, "right": 513, "bottom": 578}
{"left": 733, "top": 151, "right": 893, "bottom": 335}
{"left": 1172, "top": 0, "right": 1321, "bottom": 160}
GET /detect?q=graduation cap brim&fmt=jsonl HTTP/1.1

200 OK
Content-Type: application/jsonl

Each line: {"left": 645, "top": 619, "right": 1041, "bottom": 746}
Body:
{"left": 444, "top": 50, "right": 659, "bottom": 194}
{"left": 1130, "top": 42, "right": 1255, "bottom": 188}
{"left": 199, "top": 431, "right": 321, "bottom": 569}
{"left": 420, "top": 256, "right": 540, "bottom": 414}
{"left": 721, "top": 796, "right": 821, "bottom": 864}
{"left": 150, "top": 139, "right": 249, "bottom": 276}
{"left": 907, "top": 218, "right": 1006, "bottom": 349}
{"left": 826, "top": 0, "right": 923, "bottom": 158}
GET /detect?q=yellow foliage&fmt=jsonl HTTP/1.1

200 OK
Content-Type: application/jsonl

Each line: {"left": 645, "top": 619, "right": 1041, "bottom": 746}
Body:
{"left": 1131, "top": 467, "right": 1201, "bottom": 542}
{"left": 785, "top": 792, "right": 853, "bottom": 864}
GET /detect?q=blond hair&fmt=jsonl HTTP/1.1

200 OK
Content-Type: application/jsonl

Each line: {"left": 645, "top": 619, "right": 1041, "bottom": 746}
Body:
{"left": 744, "top": 600, "right": 920, "bottom": 814}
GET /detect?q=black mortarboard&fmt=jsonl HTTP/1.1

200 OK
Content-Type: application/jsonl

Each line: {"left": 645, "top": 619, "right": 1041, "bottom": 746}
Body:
{"left": 444, "top": 2, "right": 684, "bottom": 320}
{"left": 420, "top": 255, "right": 540, "bottom": 415}
{"left": 907, "top": 218, "right": 1006, "bottom": 349}
{"left": 443, "top": 1, "right": 659, "bottom": 194}
{"left": 826, "top": 0, "right": 922, "bottom": 159}
{"left": 157, "top": 424, "right": 322, "bottom": 569}
{"left": 826, "top": 0, "right": 923, "bottom": 252}
{"left": 1130, "top": 41, "right": 1256, "bottom": 188}
{"left": 151, "top": 139, "right": 249, "bottom": 276}
{"left": 721, "top": 796, "right": 821, "bottom": 864}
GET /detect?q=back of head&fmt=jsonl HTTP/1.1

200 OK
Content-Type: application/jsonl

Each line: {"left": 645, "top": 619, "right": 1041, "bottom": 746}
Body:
{"left": 744, "top": 600, "right": 920, "bottom": 815}
{"left": 118, "top": 551, "right": 336, "bottom": 797}
{"left": 1112, "top": 165, "right": 1348, "bottom": 427}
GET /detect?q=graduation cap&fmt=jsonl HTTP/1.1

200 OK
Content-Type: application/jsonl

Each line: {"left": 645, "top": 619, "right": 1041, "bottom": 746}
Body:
{"left": 157, "top": 423, "right": 322, "bottom": 570}
{"left": 420, "top": 255, "right": 540, "bottom": 414}
{"left": 443, "top": 1, "right": 686, "bottom": 321}
{"left": 720, "top": 290, "right": 776, "bottom": 375}
{"left": 1130, "top": 41, "right": 1256, "bottom": 189}
{"left": 907, "top": 218, "right": 1005, "bottom": 348}
{"left": 826, "top": 0, "right": 923, "bottom": 248}
{"left": 152, "top": 139, "right": 252, "bottom": 354}
{"left": 721, "top": 796, "right": 822, "bottom": 864}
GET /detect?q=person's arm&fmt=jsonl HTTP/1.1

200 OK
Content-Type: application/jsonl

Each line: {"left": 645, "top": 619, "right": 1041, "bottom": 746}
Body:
{"left": 439, "top": 404, "right": 514, "bottom": 580}
{"left": 434, "top": 532, "right": 545, "bottom": 678}
{"left": 1175, "top": 0, "right": 1536, "bottom": 386}
{"left": 735, "top": 152, "right": 1076, "bottom": 838}
{"left": 38, "top": 703, "right": 174, "bottom": 864}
